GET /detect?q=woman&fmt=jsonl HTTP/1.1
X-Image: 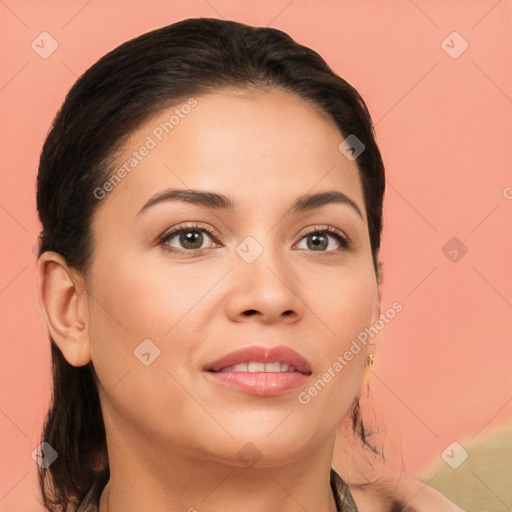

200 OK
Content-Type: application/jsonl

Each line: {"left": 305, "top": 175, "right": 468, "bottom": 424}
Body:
{"left": 35, "top": 17, "right": 461, "bottom": 511}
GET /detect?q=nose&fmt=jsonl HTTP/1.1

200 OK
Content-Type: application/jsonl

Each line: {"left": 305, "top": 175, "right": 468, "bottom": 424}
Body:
{"left": 224, "top": 240, "right": 303, "bottom": 325}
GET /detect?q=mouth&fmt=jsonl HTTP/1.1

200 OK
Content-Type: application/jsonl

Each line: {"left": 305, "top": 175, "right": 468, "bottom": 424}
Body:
{"left": 203, "top": 345, "right": 312, "bottom": 396}
{"left": 213, "top": 362, "right": 302, "bottom": 373}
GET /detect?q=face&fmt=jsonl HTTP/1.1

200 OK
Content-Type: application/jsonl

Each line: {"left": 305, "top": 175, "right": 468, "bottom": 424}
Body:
{"left": 83, "top": 88, "right": 380, "bottom": 467}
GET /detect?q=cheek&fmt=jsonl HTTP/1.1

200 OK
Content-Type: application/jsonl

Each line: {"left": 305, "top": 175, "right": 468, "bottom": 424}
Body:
{"left": 85, "top": 255, "right": 202, "bottom": 435}
{"left": 297, "top": 263, "right": 377, "bottom": 410}
{"left": 306, "top": 261, "right": 378, "bottom": 348}
{"left": 88, "top": 247, "right": 210, "bottom": 338}
{"left": 85, "top": 250, "right": 215, "bottom": 389}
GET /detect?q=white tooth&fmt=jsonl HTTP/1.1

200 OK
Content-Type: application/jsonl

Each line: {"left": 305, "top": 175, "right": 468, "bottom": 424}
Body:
{"left": 231, "top": 363, "right": 248, "bottom": 372}
{"left": 219, "top": 362, "right": 295, "bottom": 372}
{"left": 247, "top": 362, "right": 265, "bottom": 372}
{"left": 265, "top": 362, "right": 282, "bottom": 372}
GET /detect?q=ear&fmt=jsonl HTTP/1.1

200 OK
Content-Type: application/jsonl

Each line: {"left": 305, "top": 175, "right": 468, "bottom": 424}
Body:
{"left": 366, "top": 283, "right": 382, "bottom": 360}
{"left": 36, "top": 251, "right": 91, "bottom": 366}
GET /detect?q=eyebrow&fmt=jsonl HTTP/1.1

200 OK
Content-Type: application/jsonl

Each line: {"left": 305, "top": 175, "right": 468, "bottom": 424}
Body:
{"left": 137, "top": 188, "right": 364, "bottom": 219}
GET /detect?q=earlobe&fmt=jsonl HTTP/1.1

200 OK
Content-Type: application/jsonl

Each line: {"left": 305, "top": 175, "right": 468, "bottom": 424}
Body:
{"left": 36, "top": 251, "right": 91, "bottom": 367}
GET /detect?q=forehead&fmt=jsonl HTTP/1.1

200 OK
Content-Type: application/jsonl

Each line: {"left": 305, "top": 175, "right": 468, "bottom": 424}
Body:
{"left": 97, "top": 89, "right": 365, "bottom": 220}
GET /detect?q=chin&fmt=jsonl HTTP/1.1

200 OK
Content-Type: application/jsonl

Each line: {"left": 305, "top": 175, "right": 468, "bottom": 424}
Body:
{"left": 203, "top": 424, "right": 323, "bottom": 467}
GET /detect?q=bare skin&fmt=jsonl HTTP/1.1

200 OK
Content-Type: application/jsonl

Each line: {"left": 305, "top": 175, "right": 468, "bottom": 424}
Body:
{"left": 37, "top": 88, "right": 461, "bottom": 511}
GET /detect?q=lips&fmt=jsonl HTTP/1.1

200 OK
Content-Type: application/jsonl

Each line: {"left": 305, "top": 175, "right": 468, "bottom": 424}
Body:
{"left": 204, "top": 345, "right": 313, "bottom": 397}
{"left": 205, "top": 345, "right": 313, "bottom": 375}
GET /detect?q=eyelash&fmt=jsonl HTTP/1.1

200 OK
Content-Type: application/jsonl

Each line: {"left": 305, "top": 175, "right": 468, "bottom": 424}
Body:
{"left": 158, "top": 222, "right": 351, "bottom": 255}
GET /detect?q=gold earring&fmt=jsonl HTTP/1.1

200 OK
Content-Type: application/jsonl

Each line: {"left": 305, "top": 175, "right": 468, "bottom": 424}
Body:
{"left": 366, "top": 354, "right": 375, "bottom": 368}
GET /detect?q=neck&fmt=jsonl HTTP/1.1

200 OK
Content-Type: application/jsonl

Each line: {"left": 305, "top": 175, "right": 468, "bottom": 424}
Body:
{"left": 99, "top": 419, "right": 340, "bottom": 512}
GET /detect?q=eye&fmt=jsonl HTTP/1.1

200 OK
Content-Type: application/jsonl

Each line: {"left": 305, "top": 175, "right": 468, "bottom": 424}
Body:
{"left": 159, "top": 223, "right": 219, "bottom": 253}
{"left": 158, "top": 223, "right": 351, "bottom": 255}
{"left": 295, "top": 226, "right": 350, "bottom": 252}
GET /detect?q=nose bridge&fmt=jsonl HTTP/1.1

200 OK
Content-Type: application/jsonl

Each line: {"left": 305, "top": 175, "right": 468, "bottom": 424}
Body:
{"left": 235, "top": 231, "right": 289, "bottom": 282}
{"left": 228, "top": 230, "right": 301, "bottom": 320}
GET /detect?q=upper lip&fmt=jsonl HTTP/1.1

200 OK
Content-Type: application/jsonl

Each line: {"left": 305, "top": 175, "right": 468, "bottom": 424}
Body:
{"left": 205, "top": 345, "right": 313, "bottom": 374}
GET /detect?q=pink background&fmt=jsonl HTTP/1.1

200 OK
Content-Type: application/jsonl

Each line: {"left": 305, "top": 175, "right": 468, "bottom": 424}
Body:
{"left": 1, "top": 0, "right": 511, "bottom": 510}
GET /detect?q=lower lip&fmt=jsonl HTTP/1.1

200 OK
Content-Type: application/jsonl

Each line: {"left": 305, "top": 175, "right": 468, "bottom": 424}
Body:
{"left": 204, "top": 371, "right": 309, "bottom": 396}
